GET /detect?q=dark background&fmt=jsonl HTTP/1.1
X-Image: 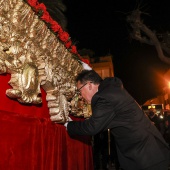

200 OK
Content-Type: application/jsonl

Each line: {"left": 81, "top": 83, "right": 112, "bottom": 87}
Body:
{"left": 61, "top": 0, "right": 170, "bottom": 105}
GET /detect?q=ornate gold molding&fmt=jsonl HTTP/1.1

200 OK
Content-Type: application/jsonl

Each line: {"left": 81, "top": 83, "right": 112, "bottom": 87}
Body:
{"left": 0, "top": 0, "right": 88, "bottom": 123}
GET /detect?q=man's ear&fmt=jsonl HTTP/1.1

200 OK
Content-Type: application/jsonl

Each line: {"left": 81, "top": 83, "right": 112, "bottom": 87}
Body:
{"left": 88, "top": 82, "right": 92, "bottom": 90}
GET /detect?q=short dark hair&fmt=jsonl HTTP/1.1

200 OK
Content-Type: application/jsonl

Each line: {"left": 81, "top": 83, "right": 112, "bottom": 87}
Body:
{"left": 76, "top": 70, "right": 103, "bottom": 84}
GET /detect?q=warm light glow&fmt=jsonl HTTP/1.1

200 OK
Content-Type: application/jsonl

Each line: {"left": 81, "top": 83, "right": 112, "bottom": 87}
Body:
{"left": 159, "top": 115, "right": 164, "bottom": 119}
{"left": 148, "top": 105, "right": 155, "bottom": 109}
{"left": 168, "top": 82, "right": 170, "bottom": 88}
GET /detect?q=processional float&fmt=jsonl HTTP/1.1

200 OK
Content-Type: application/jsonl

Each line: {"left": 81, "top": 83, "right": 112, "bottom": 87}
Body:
{"left": 0, "top": 0, "right": 92, "bottom": 123}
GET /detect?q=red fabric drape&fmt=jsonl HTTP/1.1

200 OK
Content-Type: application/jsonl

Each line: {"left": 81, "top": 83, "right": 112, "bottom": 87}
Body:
{"left": 0, "top": 74, "right": 93, "bottom": 170}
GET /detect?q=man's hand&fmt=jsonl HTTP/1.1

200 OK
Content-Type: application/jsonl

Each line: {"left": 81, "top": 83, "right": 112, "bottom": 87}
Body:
{"left": 68, "top": 116, "right": 73, "bottom": 122}
{"left": 64, "top": 116, "right": 73, "bottom": 130}
{"left": 64, "top": 122, "right": 68, "bottom": 130}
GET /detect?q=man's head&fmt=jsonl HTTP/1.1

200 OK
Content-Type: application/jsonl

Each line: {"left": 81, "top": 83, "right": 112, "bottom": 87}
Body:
{"left": 75, "top": 70, "right": 102, "bottom": 104}
{"left": 148, "top": 108, "right": 156, "bottom": 118}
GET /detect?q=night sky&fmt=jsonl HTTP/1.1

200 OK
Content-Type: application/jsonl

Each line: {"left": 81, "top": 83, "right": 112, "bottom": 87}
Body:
{"left": 62, "top": 0, "right": 170, "bottom": 105}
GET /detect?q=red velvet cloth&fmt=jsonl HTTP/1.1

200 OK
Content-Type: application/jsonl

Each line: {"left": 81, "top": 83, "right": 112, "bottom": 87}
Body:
{"left": 0, "top": 74, "right": 93, "bottom": 170}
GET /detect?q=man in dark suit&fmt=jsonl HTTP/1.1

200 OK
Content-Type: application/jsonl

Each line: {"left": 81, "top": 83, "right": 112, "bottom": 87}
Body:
{"left": 65, "top": 70, "right": 169, "bottom": 170}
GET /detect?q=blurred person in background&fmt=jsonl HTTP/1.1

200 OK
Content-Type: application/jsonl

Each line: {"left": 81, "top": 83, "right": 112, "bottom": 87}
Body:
{"left": 147, "top": 108, "right": 161, "bottom": 131}
{"left": 164, "top": 111, "right": 170, "bottom": 147}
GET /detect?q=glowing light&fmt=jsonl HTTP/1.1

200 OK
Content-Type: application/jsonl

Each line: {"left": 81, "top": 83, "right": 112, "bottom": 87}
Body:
{"left": 159, "top": 115, "right": 164, "bottom": 119}
{"left": 168, "top": 82, "right": 170, "bottom": 88}
{"left": 148, "top": 105, "right": 155, "bottom": 109}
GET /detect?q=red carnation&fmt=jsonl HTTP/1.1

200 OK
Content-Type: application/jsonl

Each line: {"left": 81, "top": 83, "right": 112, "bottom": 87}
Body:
{"left": 27, "top": 0, "right": 38, "bottom": 7}
{"left": 59, "top": 31, "right": 70, "bottom": 43}
{"left": 65, "top": 40, "right": 72, "bottom": 48}
{"left": 41, "top": 10, "right": 51, "bottom": 22}
{"left": 81, "top": 58, "right": 90, "bottom": 65}
{"left": 35, "top": 3, "right": 46, "bottom": 12}
{"left": 70, "top": 45, "right": 78, "bottom": 54}
{"left": 50, "top": 20, "right": 62, "bottom": 32}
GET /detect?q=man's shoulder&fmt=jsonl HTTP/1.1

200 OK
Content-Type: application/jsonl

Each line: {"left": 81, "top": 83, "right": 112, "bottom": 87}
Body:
{"left": 99, "top": 77, "right": 123, "bottom": 91}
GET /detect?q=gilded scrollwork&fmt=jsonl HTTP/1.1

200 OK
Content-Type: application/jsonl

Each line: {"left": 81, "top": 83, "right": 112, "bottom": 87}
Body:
{"left": 0, "top": 0, "right": 91, "bottom": 123}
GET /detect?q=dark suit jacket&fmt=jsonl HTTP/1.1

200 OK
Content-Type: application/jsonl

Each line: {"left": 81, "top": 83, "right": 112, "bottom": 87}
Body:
{"left": 67, "top": 77, "right": 169, "bottom": 170}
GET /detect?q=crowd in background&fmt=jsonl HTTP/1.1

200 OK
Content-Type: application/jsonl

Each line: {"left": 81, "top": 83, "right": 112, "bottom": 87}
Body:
{"left": 147, "top": 108, "right": 170, "bottom": 146}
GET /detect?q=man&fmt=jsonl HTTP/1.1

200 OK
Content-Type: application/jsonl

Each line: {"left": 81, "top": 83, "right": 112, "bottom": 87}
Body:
{"left": 147, "top": 108, "right": 162, "bottom": 132}
{"left": 66, "top": 70, "right": 169, "bottom": 170}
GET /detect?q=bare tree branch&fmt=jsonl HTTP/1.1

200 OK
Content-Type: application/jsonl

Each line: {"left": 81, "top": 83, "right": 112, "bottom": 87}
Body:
{"left": 127, "top": 9, "right": 170, "bottom": 65}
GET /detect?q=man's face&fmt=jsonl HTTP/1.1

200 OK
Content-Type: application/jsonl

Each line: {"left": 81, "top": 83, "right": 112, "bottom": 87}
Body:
{"left": 77, "top": 81, "right": 93, "bottom": 104}
{"left": 148, "top": 111, "right": 155, "bottom": 117}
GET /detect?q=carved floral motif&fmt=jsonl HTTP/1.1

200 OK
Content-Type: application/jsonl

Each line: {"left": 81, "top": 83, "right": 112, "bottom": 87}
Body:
{"left": 0, "top": 0, "right": 91, "bottom": 123}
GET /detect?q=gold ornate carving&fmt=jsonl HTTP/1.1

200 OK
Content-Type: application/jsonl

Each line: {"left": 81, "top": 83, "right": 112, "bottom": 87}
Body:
{"left": 0, "top": 0, "right": 87, "bottom": 123}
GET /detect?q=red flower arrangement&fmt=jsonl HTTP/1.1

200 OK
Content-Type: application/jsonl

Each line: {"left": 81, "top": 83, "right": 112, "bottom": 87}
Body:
{"left": 26, "top": 0, "right": 90, "bottom": 65}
